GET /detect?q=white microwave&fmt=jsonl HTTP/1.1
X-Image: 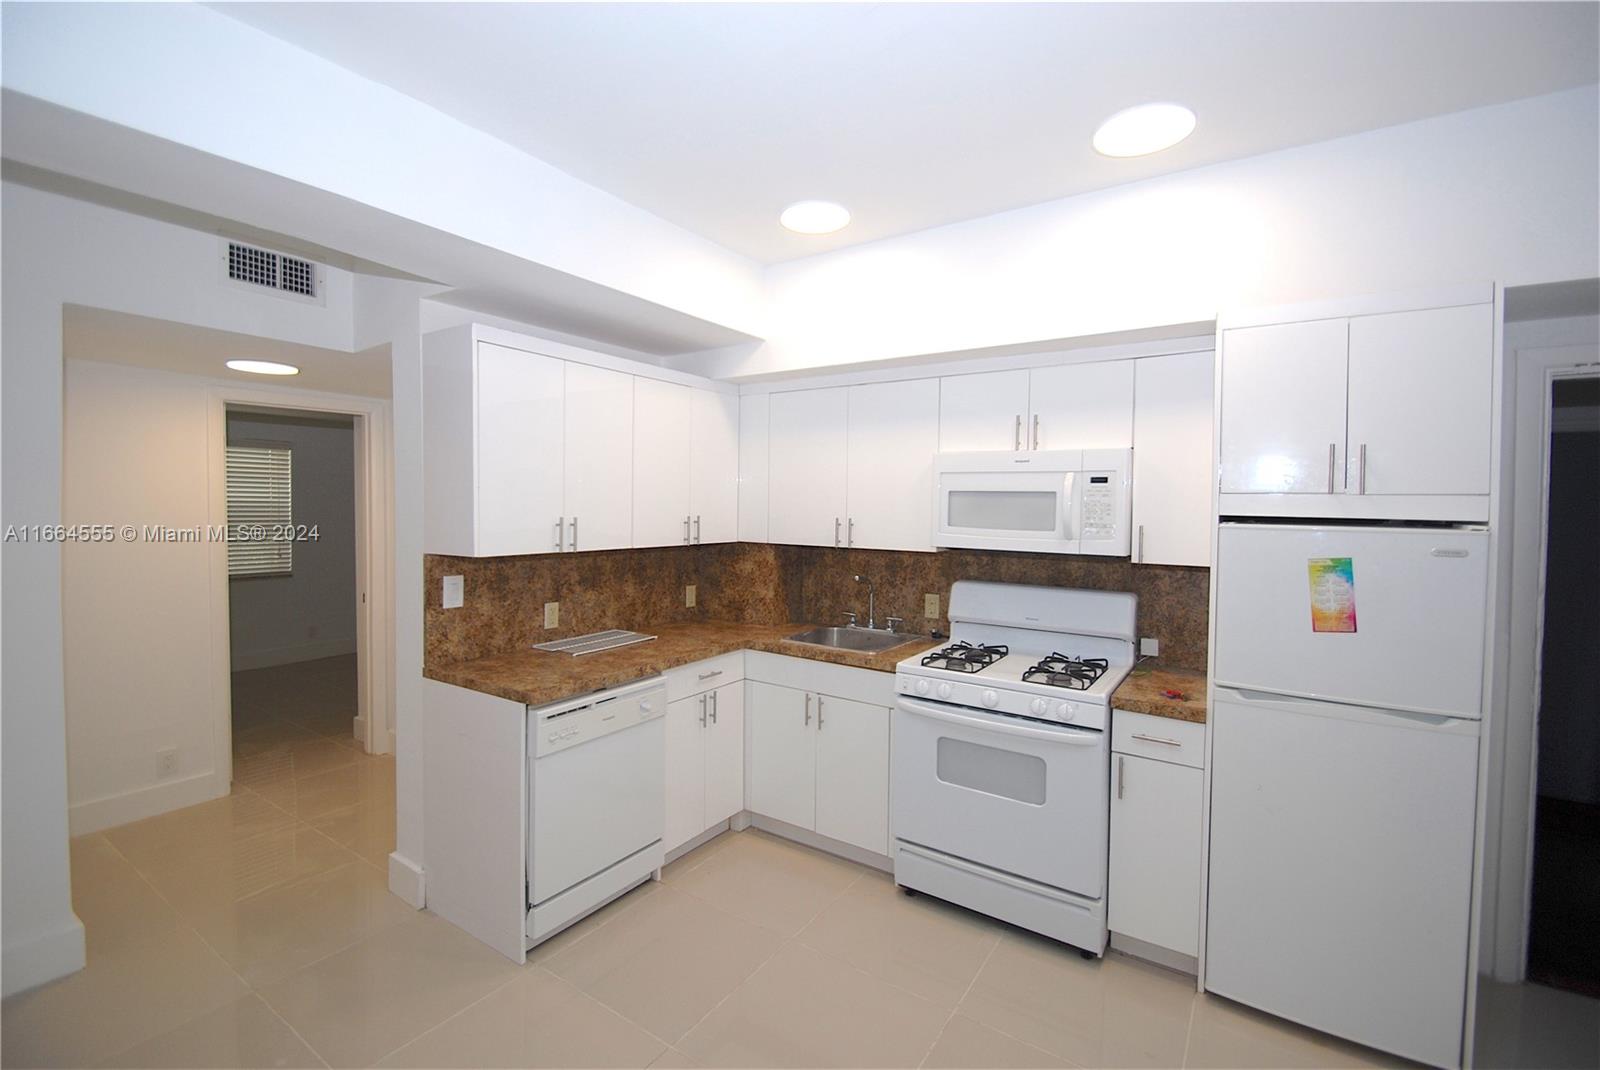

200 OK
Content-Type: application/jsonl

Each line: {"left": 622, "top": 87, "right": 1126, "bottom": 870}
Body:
{"left": 933, "top": 449, "right": 1132, "bottom": 556}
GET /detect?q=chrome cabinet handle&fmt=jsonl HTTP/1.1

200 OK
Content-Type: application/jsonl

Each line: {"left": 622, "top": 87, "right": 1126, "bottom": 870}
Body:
{"left": 1327, "top": 443, "right": 1336, "bottom": 494}
{"left": 699, "top": 693, "right": 707, "bottom": 728}
{"left": 847, "top": 518, "right": 855, "bottom": 547}
{"left": 804, "top": 693, "right": 812, "bottom": 726}
{"left": 1131, "top": 732, "right": 1182, "bottom": 747}
{"left": 1032, "top": 414, "right": 1040, "bottom": 450}
{"left": 555, "top": 517, "right": 565, "bottom": 550}
{"left": 834, "top": 517, "right": 841, "bottom": 547}
{"left": 697, "top": 669, "right": 723, "bottom": 681}
{"left": 1136, "top": 524, "right": 1145, "bottom": 564}
{"left": 569, "top": 516, "right": 577, "bottom": 552}
{"left": 816, "top": 696, "right": 824, "bottom": 730}
{"left": 695, "top": 515, "right": 702, "bottom": 543}
{"left": 684, "top": 515, "right": 691, "bottom": 544}
{"left": 1358, "top": 444, "right": 1367, "bottom": 495}
{"left": 709, "top": 689, "right": 718, "bottom": 724}
{"left": 1117, "top": 755, "right": 1125, "bottom": 799}
{"left": 1014, "top": 414, "right": 1022, "bottom": 451}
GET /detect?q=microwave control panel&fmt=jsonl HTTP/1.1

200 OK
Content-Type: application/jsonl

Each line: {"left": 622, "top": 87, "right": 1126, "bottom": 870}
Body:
{"left": 1081, "top": 474, "right": 1117, "bottom": 541}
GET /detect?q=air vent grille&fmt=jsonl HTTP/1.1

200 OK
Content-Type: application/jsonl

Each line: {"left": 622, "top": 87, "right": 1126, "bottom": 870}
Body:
{"left": 225, "top": 241, "right": 317, "bottom": 299}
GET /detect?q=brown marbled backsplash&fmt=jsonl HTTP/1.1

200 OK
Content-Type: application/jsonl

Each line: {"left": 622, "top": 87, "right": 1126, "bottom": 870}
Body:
{"left": 426, "top": 543, "right": 1209, "bottom": 672}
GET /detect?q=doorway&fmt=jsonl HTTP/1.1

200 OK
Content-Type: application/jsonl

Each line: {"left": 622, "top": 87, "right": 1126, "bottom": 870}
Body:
{"left": 1525, "top": 375, "right": 1600, "bottom": 997}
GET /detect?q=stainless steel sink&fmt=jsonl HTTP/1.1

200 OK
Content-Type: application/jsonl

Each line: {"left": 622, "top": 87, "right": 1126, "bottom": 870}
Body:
{"left": 785, "top": 626, "right": 917, "bottom": 654}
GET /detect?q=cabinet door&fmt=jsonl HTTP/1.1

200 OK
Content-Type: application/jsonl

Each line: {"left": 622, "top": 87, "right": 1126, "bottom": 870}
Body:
{"left": 1132, "top": 351, "right": 1215, "bottom": 566}
{"left": 703, "top": 681, "right": 745, "bottom": 827}
{"left": 475, "top": 343, "right": 565, "bottom": 556}
{"left": 814, "top": 696, "right": 889, "bottom": 855}
{"left": 632, "top": 378, "right": 693, "bottom": 548}
{"left": 563, "top": 362, "right": 634, "bottom": 551}
{"left": 1347, "top": 304, "right": 1492, "bottom": 496}
{"left": 1218, "top": 319, "right": 1348, "bottom": 493}
{"left": 846, "top": 379, "right": 940, "bottom": 552}
{"left": 737, "top": 394, "right": 770, "bottom": 543}
{"left": 747, "top": 681, "right": 815, "bottom": 830}
{"left": 767, "top": 387, "right": 849, "bottom": 547}
{"left": 1028, "top": 361, "right": 1135, "bottom": 450}
{"left": 1108, "top": 753, "right": 1203, "bottom": 956}
{"left": 663, "top": 694, "right": 707, "bottom": 855}
{"left": 938, "top": 369, "right": 1030, "bottom": 452}
{"left": 690, "top": 389, "right": 740, "bottom": 544}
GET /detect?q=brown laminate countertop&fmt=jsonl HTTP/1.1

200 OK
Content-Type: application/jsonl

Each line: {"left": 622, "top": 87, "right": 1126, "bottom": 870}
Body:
{"left": 1112, "top": 662, "right": 1208, "bottom": 723}
{"left": 428, "top": 620, "right": 944, "bottom": 707}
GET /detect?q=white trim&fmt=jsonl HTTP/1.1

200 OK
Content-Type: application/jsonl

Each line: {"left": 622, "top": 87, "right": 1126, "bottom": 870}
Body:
{"left": 388, "top": 850, "right": 426, "bottom": 908}
{"left": 1217, "top": 281, "right": 1494, "bottom": 331}
{"left": 229, "top": 637, "right": 358, "bottom": 673}
{"left": 747, "top": 813, "right": 892, "bottom": 873}
{"left": 69, "top": 770, "right": 225, "bottom": 836}
{"left": 1, "top": 917, "right": 87, "bottom": 998}
{"left": 1109, "top": 932, "right": 1198, "bottom": 976}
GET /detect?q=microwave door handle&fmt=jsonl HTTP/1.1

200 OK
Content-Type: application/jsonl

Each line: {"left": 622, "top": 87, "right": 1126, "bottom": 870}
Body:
{"left": 1060, "top": 471, "right": 1077, "bottom": 539}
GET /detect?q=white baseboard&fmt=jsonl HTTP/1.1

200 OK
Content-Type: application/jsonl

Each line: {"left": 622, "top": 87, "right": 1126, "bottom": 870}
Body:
{"left": 352, "top": 715, "right": 368, "bottom": 749}
{"left": 388, "top": 851, "right": 425, "bottom": 908}
{"left": 231, "top": 637, "right": 357, "bottom": 672}
{"left": 749, "top": 813, "right": 892, "bottom": 873}
{"left": 1109, "top": 932, "right": 1199, "bottom": 976}
{"left": 2, "top": 915, "right": 87, "bottom": 997}
{"left": 68, "top": 771, "right": 227, "bottom": 836}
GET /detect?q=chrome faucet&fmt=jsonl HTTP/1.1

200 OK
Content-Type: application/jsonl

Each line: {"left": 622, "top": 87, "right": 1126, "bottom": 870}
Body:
{"left": 853, "top": 574, "right": 876, "bottom": 630}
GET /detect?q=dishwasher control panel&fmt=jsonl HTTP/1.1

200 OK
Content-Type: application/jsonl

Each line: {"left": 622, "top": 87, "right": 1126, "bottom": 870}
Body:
{"left": 529, "top": 678, "right": 666, "bottom": 759}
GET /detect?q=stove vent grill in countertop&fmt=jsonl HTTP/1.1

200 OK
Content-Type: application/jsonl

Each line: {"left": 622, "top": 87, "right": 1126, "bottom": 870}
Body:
{"left": 532, "top": 630, "right": 657, "bottom": 656}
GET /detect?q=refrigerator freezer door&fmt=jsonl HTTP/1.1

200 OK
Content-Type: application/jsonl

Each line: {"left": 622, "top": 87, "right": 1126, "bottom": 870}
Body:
{"left": 1206, "top": 689, "right": 1478, "bottom": 1068}
{"left": 1214, "top": 524, "right": 1488, "bottom": 717}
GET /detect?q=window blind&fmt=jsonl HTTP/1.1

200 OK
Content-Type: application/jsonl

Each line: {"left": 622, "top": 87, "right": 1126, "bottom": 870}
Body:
{"left": 225, "top": 444, "right": 293, "bottom": 577}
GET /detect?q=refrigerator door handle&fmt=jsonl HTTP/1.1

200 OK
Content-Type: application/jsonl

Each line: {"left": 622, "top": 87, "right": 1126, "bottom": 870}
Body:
{"left": 1212, "top": 685, "right": 1476, "bottom": 730}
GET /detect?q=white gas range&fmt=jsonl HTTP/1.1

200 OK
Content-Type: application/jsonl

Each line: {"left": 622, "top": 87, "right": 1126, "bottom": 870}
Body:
{"left": 890, "top": 581, "right": 1136, "bottom": 957}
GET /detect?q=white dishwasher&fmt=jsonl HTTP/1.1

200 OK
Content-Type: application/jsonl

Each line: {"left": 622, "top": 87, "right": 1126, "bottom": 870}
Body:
{"left": 526, "top": 676, "right": 666, "bottom": 946}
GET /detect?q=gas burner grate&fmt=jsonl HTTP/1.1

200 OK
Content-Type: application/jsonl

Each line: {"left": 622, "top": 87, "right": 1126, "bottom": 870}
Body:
{"left": 920, "top": 641, "right": 1009, "bottom": 674}
{"left": 1022, "top": 653, "right": 1109, "bottom": 690}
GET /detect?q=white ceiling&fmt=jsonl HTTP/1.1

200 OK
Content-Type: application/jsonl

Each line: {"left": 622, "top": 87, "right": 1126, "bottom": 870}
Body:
{"left": 216, "top": 2, "right": 1597, "bottom": 264}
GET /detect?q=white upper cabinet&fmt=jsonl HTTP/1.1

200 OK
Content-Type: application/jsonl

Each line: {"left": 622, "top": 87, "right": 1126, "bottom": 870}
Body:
{"left": 1132, "top": 351, "right": 1214, "bottom": 567}
{"left": 632, "top": 378, "right": 693, "bottom": 548}
{"left": 1028, "top": 361, "right": 1135, "bottom": 450}
{"left": 737, "top": 394, "right": 770, "bottom": 543}
{"left": 1218, "top": 318, "right": 1349, "bottom": 494}
{"left": 939, "top": 369, "right": 1030, "bottom": 452}
{"left": 562, "top": 361, "right": 634, "bottom": 552}
{"left": 847, "top": 379, "right": 940, "bottom": 551}
{"left": 1346, "top": 305, "right": 1492, "bottom": 496}
{"left": 768, "top": 387, "right": 850, "bottom": 547}
{"left": 690, "top": 389, "right": 740, "bottom": 544}
{"left": 473, "top": 343, "right": 566, "bottom": 557}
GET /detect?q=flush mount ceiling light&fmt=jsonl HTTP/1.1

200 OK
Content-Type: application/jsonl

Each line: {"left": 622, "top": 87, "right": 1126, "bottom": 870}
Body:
{"left": 1092, "top": 103, "right": 1196, "bottom": 158}
{"left": 780, "top": 200, "right": 851, "bottom": 235}
{"left": 225, "top": 359, "right": 300, "bottom": 376}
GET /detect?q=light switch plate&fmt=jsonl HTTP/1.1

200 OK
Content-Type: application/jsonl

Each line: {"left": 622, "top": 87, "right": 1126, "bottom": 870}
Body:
{"left": 1140, "top": 637, "right": 1160, "bottom": 657}
{"left": 685, "top": 584, "right": 697, "bottom": 608}
{"left": 442, "top": 575, "right": 464, "bottom": 609}
{"left": 544, "top": 602, "right": 559, "bottom": 629}
{"left": 925, "top": 593, "right": 940, "bottom": 619}
{"left": 156, "top": 748, "right": 178, "bottom": 779}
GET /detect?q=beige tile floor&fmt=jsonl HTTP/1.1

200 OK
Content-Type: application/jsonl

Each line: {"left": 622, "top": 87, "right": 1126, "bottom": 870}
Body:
{"left": 5, "top": 655, "right": 1594, "bottom": 1068}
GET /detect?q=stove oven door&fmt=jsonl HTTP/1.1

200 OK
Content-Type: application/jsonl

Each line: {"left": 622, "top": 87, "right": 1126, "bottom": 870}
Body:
{"left": 892, "top": 697, "right": 1108, "bottom": 898}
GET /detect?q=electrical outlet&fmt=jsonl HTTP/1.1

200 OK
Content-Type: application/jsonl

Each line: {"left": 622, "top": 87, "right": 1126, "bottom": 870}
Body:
{"left": 442, "top": 575, "right": 464, "bottom": 609}
{"left": 156, "top": 748, "right": 178, "bottom": 779}
{"left": 924, "top": 593, "right": 940, "bottom": 619}
{"left": 1140, "top": 637, "right": 1160, "bottom": 657}
{"left": 544, "top": 601, "right": 559, "bottom": 629}
{"left": 685, "top": 584, "right": 697, "bottom": 608}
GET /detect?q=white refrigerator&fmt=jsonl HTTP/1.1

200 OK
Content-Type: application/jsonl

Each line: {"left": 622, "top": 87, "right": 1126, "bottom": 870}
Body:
{"left": 1207, "top": 523, "right": 1487, "bottom": 1070}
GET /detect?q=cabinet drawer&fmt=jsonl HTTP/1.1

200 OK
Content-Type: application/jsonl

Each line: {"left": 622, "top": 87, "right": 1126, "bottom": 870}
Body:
{"left": 1112, "top": 710, "right": 1204, "bottom": 768}
{"left": 665, "top": 652, "right": 745, "bottom": 703}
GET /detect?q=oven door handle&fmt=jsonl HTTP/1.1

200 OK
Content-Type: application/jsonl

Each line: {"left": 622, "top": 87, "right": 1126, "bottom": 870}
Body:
{"left": 896, "top": 697, "right": 1102, "bottom": 745}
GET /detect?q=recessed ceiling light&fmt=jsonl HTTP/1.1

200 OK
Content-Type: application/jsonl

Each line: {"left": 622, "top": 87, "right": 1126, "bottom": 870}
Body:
{"left": 226, "top": 359, "right": 300, "bottom": 376}
{"left": 1093, "top": 103, "right": 1196, "bottom": 158}
{"left": 780, "top": 201, "right": 851, "bottom": 235}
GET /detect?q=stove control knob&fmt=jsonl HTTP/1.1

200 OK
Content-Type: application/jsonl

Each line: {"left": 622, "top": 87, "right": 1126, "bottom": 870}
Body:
{"left": 1029, "top": 698, "right": 1048, "bottom": 716}
{"left": 1057, "top": 702, "right": 1076, "bottom": 722}
{"left": 914, "top": 679, "right": 931, "bottom": 696}
{"left": 937, "top": 682, "right": 953, "bottom": 700}
{"left": 982, "top": 690, "right": 999, "bottom": 708}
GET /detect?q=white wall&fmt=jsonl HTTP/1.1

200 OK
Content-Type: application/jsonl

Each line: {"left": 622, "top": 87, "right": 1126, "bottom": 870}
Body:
{"left": 739, "top": 87, "right": 1600, "bottom": 378}
{"left": 226, "top": 412, "right": 357, "bottom": 672}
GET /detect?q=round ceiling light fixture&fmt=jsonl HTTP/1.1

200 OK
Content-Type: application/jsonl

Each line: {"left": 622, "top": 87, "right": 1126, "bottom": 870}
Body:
{"left": 225, "top": 359, "right": 300, "bottom": 376}
{"left": 780, "top": 200, "right": 851, "bottom": 235}
{"left": 1092, "top": 103, "right": 1196, "bottom": 158}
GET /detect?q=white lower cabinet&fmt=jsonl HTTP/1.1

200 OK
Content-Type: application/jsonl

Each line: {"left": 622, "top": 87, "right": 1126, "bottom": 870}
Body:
{"left": 663, "top": 678, "right": 744, "bottom": 856}
{"left": 1108, "top": 711, "right": 1205, "bottom": 960}
{"left": 747, "top": 679, "right": 890, "bottom": 855}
